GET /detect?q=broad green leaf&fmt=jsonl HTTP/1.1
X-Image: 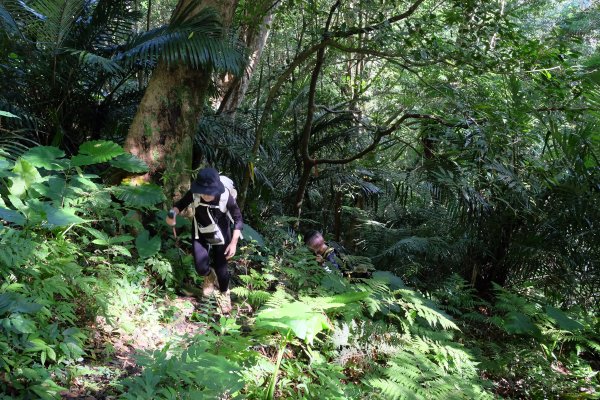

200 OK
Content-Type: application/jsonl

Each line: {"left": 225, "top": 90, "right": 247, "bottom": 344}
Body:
{"left": 71, "top": 140, "right": 124, "bottom": 166}
{"left": 136, "top": 230, "right": 161, "bottom": 258}
{"left": 70, "top": 175, "right": 100, "bottom": 191}
{"left": 8, "top": 195, "right": 26, "bottom": 212}
{"left": 299, "top": 292, "right": 370, "bottom": 310}
{"left": 43, "top": 205, "right": 86, "bottom": 227}
{"left": 70, "top": 155, "right": 97, "bottom": 166}
{"left": 109, "top": 153, "right": 149, "bottom": 173}
{"left": 31, "top": 177, "right": 67, "bottom": 201}
{"left": 256, "top": 302, "right": 331, "bottom": 344}
{"left": 25, "top": 337, "right": 48, "bottom": 351}
{"left": 79, "top": 140, "right": 124, "bottom": 158}
{"left": 9, "top": 315, "right": 37, "bottom": 334}
{"left": 112, "top": 245, "right": 132, "bottom": 257}
{"left": 46, "top": 346, "right": 56, "bottom": 361}
{"left": 0, "top": 293, "right": 42, "bottom": 314}
{"left": 15, "top": 198, "right": 45, "bottom": 225}
{"left": 82, "top": 227, "right": 110, "bottom": 244}
{"left": 0, "top": 207, "right": 25, "bottom": 225}
{"left": 327, "top": 291, "right": 370, "bottom": 305}
{"left": 241, "top": 223, "right": 265, "bottom": 246}
{"left": 0, "top": 158, "right": 13, "bottom": 171}
{"left": 21, "top": 146, "right": 67, "bottom": 170}
{"left": 113, "top": 183, "right": 165, "bottom": 207}
{"left": 9, "top": 158, "right": 42, "bottom": 197}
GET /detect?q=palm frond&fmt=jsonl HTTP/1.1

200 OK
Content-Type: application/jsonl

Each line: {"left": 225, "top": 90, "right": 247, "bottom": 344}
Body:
{"left": 0, "top": 132, "right": 40, "bottom": 161}
{"left": 116, "top": 7, "right": 245, "bottom": 73}
{"left": 30, "top": 0, "right": 86, "bottom": 51}
{"left": 77, "top": 0, "right": 141, "bottom": 48}
{"left": 67, "top": 48, "right": 124, "bottom": 74}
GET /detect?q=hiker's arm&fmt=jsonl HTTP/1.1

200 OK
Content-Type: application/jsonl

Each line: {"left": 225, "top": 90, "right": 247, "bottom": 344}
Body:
{"left": 174, "top": 191, "right": 193, "bottom": 211}
{"left": 225, "top": 229, "right": 241, "bottom": 259}
{"left": 224, "top": 196, "right": 243, "bottom": 259}
{"left": 166, "top": 191, "right": 192, "bottom": 225}
{"left": 226, "top": 195, "right": 244, "bottom": 230}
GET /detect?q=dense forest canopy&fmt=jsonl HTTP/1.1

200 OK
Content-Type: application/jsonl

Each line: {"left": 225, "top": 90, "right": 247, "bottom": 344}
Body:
{"left": 0, "top": 0, "right": 599, "bottom": 398}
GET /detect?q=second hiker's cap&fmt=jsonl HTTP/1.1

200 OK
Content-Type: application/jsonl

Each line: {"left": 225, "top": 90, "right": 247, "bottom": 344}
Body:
{"left": 191, "top": 167, "right": 225, "bottom": 196}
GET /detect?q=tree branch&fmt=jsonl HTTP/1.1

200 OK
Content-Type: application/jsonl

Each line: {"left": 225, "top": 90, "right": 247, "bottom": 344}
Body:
{"left": 314, "top": 112, "right": 475, "bottom": 165}
{"left": 299, "top": 0, "right": 341, "bottom": 162}
{"left": 332, "top": 0, "right": 426, "bottom": 38}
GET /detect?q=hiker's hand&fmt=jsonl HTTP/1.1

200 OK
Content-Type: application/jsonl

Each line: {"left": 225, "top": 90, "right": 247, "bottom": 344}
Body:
{"left": 166, "top": 207, "right": 179, "bottom": 226}
{"left": 225, "top": 229, "right": 241, "bottom": 260}
{"left": 224, "top": 242, "right": 237, "bottom": 259}
{"left": 315, "top": 255, "right": 324, "bottom": 263}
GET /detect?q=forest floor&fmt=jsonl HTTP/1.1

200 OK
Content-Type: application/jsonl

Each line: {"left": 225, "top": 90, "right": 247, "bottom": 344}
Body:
{"left": 60, "top": 295, "right": 207, "bottom": 399}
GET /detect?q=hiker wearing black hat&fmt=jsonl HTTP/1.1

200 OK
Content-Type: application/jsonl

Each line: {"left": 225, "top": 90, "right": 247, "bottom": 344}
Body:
{"left": 166, "top": 167, "right": 243, "bottom": 314}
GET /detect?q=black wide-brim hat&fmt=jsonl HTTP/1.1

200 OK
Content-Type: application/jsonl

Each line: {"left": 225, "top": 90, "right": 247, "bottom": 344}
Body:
{"left": 191, "top": 167, "right": 225, "bottom": 196}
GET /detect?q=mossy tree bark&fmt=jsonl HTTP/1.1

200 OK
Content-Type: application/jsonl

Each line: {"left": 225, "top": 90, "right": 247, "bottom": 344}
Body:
{"left": 124, "top": 0, "right": 237, "bottom": 202}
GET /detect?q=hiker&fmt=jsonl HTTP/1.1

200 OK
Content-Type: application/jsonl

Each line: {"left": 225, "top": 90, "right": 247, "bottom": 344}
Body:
{"left": 166, "top": 167, "right": 243, "bottom": 314}
{"left": 304, "top": 230, "right": 343, "bottom": 273}
{"left": 304, "top": 230, "right": 373, "bottom": 278}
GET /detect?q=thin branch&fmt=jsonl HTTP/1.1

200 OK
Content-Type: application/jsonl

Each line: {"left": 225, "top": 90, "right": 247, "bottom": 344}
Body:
{"left": 299, "top": 0, "right": 340, "bottom": 162}
{"left": 332, "top": 0, "right": 426, "bottom": 38}
{"left": 314, "top": 112, "right": 474, "bottom": 165}
{"left": 536, "top": 106, "right": 596, "bottom": 112}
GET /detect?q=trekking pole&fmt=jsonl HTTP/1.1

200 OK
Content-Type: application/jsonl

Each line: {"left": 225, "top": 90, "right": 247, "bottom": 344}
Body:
{"left": 168, "top": 209, "right": 189, "bottom": 294}
{"left": 168, "top": 209, "right": 184, "bottom": 265}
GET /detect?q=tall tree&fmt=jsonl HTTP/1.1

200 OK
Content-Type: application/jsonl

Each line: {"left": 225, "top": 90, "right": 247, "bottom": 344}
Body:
{"left": 124, "top": 0, "right": 240, "bottom": 201}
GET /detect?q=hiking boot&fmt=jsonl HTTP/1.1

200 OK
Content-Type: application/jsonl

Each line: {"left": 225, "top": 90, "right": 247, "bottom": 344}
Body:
{"left": 218, "top": 290, "right": 232, "bottom": 314}
{"left": 202, "top": 268, "right": 218, "bottom": 297}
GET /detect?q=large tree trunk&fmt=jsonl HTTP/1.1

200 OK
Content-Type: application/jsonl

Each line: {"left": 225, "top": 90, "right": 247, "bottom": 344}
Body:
{"left": 124, "top": 0, "right": 237, "bottom": 202}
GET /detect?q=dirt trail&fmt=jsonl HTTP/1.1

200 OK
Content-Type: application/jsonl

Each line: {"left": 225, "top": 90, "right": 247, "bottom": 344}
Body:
{"left": 61, "top": 296, "right": 207, "bottom": 399}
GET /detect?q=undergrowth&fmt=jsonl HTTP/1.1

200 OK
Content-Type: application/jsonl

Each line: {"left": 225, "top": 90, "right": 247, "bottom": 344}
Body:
{"left": 1, "top": 143, "right": 598, "bottom": 399}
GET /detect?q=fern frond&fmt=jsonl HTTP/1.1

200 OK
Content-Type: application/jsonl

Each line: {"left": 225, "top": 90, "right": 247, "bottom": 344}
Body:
{"left": 584, "top": 338, "right": 600, "bottom": 353}
{"left": 369, "top": 377, "right": 424, "bottom": 400}
{"left": 370, "top": 345, "right": 492, "bottom": 400}
{"left": 0, "top": 228, "right": 37, "bottom": 269}
{"left": 262, "top": 287, "right": 292, "bottom": 310}
{"left": 0, "top": 132, "right": 40, "bottom": 161}
{"left": 396, "top": 289, "right": 460, "bottom": 331}
{"left": 231, "top": 287, "right": 250, "bottom": 297}
{"left": 248, "top": 291, "right": 271, "bottom": 307}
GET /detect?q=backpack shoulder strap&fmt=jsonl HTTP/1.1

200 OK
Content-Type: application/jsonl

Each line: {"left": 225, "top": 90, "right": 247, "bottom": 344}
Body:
{"left": 218, "top": 188, "right": 229, "bottom": 213}
{"left": 194, "top": 192, "right": 226, "bottom": 211}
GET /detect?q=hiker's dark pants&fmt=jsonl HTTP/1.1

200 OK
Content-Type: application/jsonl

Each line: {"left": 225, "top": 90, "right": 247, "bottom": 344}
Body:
{"left": 192, "top": 237, "right": 229, "bottom": 292}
